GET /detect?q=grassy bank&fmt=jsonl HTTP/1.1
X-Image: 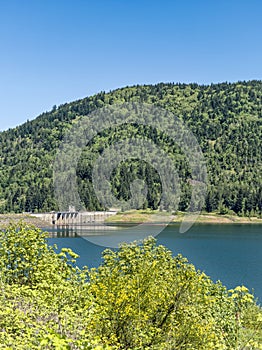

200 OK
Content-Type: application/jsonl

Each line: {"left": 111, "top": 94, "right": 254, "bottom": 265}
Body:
{"left": 0, "top": 213, "right": 52, "bottom": 229}
{"left": 0, "top": 211, "right": 261, "bottom": 229}
{"left": 105, "top": 210, "right": 262, "bottom": 225}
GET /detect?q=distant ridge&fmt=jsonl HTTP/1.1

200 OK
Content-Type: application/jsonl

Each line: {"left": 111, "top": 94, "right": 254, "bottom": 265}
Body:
{"left": 0, "top": 81, "right": 261, "bottom": 216}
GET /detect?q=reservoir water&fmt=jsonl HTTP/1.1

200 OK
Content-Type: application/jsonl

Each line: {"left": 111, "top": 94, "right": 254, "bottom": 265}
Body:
{"left": 47, "top": 223, "right": 262, "bottom": 303}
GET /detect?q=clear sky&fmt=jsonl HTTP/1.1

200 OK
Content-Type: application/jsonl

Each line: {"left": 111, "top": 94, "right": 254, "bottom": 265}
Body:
{"left": 1, "top": 0, "right": 262, "bottom": 131}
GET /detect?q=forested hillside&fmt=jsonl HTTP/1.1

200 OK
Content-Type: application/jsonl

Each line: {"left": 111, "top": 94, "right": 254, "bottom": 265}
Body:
{"left": 0, "top": 81, "right": 261, "bottom": 215}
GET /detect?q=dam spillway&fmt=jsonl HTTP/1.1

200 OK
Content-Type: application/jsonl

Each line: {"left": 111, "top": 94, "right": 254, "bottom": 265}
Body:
{"left": 32, "top": 211, "right": 117, "bottom": 226}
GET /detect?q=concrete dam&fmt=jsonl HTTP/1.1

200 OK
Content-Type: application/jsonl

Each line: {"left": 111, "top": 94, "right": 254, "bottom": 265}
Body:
{"left": 32, "top": 211, "right": 117, "bottom": 226}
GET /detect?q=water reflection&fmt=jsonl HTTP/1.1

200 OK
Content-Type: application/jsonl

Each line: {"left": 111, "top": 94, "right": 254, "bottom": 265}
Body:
{"left": 47, "top": 223, "right": 262, "bottom": 303}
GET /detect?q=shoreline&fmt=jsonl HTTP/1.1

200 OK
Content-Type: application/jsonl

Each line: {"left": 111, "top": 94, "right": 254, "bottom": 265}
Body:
{"left": 105, "top": 211, "right": 262, "bottom": 225}
{"left": 173, "top": 214, "right": 262, "bottom": 224}
{"left": 0, "top": 212, "right": 261, "bottom": 230}
{"left": 0, "top": 214, "right": 53, "bottom": 229}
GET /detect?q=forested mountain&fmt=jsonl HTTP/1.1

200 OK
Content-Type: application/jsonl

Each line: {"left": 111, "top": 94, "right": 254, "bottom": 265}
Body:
{"left": 0, "top": 81, "right": 261, "bottom": 215}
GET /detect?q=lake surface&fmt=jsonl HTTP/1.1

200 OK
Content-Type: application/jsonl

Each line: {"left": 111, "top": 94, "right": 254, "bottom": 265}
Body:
{"left": 47, "top": 223, "right": 262, "bottom": 303}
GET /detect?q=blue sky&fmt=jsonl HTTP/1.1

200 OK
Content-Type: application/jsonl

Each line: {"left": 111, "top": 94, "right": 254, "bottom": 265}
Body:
{"left": 1, "top": 0, "right": 262, "bottom": 131}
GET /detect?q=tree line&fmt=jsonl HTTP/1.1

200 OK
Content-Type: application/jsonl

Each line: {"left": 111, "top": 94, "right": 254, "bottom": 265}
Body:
{"left": 0, "top": 81, "right": 261, "bottom": 216}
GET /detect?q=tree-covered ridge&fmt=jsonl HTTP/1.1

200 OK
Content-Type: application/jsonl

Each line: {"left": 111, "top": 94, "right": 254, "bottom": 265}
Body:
{"left": 0, "top": 80, "right": 261, "bottom": 215}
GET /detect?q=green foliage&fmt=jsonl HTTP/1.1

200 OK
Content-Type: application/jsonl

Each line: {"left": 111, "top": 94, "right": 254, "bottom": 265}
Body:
{"left": 0, "top": 81, "right": 261, "bottom": 216}
{"left": 0, "top": 221, "right": 82, "bottom": 288}
{"left": 0, "top": 222, "right": 261, "bottom": 349}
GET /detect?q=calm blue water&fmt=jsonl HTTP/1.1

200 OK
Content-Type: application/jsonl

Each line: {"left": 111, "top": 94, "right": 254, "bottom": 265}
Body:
{"left": 47, "top": 223, "right": 262, "bottom": 303}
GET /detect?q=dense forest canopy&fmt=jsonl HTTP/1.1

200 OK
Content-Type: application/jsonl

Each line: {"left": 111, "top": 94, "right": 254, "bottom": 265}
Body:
{"left": 0, "top": 80, "right": 261, "bottom": 215}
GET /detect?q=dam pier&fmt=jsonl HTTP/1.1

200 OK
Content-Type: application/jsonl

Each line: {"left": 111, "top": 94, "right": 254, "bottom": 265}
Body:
{"left": 32, "top": 210, "right": 117, "bottom": 226}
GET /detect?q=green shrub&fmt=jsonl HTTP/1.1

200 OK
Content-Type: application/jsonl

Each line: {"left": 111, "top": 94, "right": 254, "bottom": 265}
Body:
{"left": 0, "top": 222, "right": 261, "bottom": 349}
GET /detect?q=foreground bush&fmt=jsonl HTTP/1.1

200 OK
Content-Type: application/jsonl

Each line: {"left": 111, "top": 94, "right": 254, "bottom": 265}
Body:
{"left": 0, "top": 222, "right": 261, "bottom": 349}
